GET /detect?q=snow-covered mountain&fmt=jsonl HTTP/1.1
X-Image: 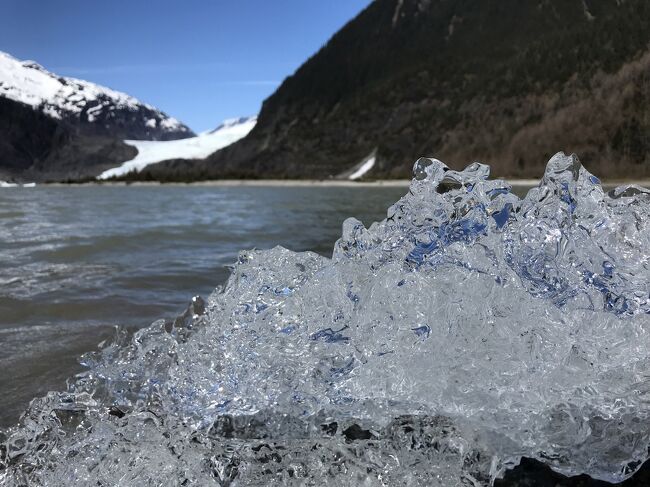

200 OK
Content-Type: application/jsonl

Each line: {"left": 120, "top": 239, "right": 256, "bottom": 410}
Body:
{"left": 0, "top": 50, "right": 257, "bottom": 182}
{"left": 98, "top": 117, "right": 256, "bottom": 179}
{"left": 0, "top": 51, "right": 193, "bottom": 140}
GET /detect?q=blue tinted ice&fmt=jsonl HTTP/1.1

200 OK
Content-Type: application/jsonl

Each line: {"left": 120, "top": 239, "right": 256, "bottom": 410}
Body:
{"left": 2, "top": 153, "right": 650, "bottom": 485}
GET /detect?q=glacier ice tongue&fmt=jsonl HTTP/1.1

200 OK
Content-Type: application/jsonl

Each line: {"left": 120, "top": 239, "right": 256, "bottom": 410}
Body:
{"left": 2, "top": 152, "right": 650, "bottom": 486}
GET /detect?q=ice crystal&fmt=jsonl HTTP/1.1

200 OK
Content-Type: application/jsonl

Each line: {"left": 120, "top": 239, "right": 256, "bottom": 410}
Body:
{"left": 2, "top": 153, "right": 650, "bottom": 486}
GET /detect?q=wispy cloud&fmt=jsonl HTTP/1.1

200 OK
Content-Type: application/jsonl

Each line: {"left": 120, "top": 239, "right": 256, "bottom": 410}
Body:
{"left": 51, "top": 64, "right": 281, "bottom": 88}
{"left": 52, "top": 62, "right": 229, "bottom": 75}
{"left": 212, "top": 80, "right": 281, "bottom": 87}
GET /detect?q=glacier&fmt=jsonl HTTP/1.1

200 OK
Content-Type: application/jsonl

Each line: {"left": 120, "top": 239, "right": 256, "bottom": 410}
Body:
{"left": 2, "top": 153, "right": 650, "bottom": 486}
{"left": 97, "top": 117, "right": 257, "bottom": 179}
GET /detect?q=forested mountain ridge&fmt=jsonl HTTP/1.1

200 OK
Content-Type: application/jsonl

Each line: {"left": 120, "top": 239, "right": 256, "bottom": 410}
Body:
{"left": 138, "top": 0, "right": 650, "bottom": 181}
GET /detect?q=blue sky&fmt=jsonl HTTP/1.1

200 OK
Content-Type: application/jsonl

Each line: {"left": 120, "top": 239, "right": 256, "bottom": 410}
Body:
{"left": 2, "top": 0, "right": 372, "bottom": 132}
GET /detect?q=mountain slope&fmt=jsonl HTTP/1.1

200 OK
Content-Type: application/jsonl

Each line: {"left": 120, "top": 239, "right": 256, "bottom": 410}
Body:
{"left": 144, "top": 0, "right": 650, "bottom": 180}
{"left": 0, "top": 51, "right": 195, "bottom": 181}
{"left": 0, "top": 96, "right": 136, "bottom": 182}
{"left": 0, "top": 51, "right": 193, "bottom": 141}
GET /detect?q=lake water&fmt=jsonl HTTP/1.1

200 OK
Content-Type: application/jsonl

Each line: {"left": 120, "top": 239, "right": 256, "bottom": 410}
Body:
{"left": 0, "top": 184, "right": 412, "bottom": 428}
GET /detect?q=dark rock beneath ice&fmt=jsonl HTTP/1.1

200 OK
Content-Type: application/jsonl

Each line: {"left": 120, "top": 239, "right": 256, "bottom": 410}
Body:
{"left": 497, "top": 457, "right": 650, "bottom": 487}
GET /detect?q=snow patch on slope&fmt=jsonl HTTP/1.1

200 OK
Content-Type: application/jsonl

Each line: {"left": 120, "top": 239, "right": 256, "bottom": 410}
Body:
{"left": 98, "top": 117, "right": 257, "bottom": 179}
{"left": 0, "top": 181, "right": 35, "bottom": 188}
{"left": 348, "top": 152, "right": 377, "bottom": 180}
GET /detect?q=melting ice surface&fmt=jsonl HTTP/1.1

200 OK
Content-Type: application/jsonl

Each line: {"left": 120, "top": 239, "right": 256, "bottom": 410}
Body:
{"left": 2, "top": 153, "right": 650, "bottom": 486}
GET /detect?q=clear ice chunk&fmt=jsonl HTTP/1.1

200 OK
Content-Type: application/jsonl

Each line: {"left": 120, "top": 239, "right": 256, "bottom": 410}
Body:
{"left": 2, "top": 152, "right": 650, "bottom": 486}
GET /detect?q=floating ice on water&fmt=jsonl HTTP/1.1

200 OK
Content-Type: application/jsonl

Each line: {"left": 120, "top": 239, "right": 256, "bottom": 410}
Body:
{"left": 2, "top": 153, "right": 650, "bottom": 486}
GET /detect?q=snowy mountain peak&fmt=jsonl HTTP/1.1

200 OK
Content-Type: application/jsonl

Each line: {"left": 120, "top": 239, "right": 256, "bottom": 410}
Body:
{"left": 0, "top": 51, "right": 193, "bottom": 140}
{"left": 205, "top": 116, "right": 258, "bottom": 135}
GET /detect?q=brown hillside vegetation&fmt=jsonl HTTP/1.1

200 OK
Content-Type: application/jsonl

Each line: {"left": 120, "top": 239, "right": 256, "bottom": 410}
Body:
{"left": 442, "top": 49, "right": 650, "bottom": 179}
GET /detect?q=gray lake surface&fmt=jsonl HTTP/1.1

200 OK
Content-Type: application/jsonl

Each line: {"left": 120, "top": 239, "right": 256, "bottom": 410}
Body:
{"left": 0, "top": 185, "right": 414, "bottom": 428}
{"left": 6, "top": 182, "right": 630, "bottom": 429}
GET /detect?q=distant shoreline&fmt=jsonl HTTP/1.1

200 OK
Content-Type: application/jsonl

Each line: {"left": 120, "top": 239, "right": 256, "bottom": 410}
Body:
{"left": 46, "top": 179, "right": 413, "bottom": 188}
{"left": 41, "top": 178, "right": 650, "bottom": 188}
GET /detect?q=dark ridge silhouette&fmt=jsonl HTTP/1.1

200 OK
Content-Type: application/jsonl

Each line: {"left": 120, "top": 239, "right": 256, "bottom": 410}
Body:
{"left": 0, "top": 96, "right": 137, "bottom": 182}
